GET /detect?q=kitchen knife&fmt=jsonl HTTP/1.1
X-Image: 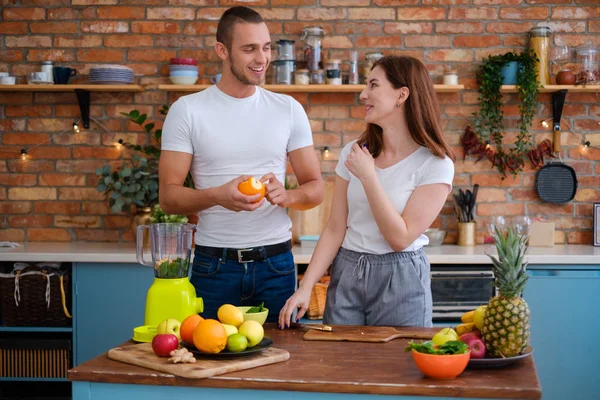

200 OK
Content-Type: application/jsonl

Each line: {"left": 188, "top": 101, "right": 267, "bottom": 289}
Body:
{"left": 290, "top": 322, "right": 333, "bottom": 332}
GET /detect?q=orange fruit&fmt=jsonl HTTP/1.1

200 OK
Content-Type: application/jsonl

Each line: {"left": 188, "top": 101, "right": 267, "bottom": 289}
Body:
{"left": 180, "top": 313, "right": 203, "bottom": 344}
{"left": 238, "top": 177, "right": 265, "bottom": 202}
{"left": 192, "top": 319, "right": 227, "bottom": 354}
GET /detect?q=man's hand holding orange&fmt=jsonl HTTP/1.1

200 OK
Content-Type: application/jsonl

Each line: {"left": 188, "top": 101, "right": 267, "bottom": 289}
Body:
{"left": 216, "top": 175, "right": 264, "bottom": 212}
{"left": 260, "top": 173, "right": 289, "bottom": 208}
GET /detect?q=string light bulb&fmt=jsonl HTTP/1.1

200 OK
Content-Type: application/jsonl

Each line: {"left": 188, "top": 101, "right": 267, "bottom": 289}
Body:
{"left": 584, "top": 141, "right": 591, "bottom": 148}
{"left": 322, "top": 146, "right": 331, "bottom": 160}
{"left": 115, "top": 138, "right": 124, "bottom": 149}
{"left": 20, "top": 149, "right": 27, "bottom": 161}
{"left": 485, "top": 141, "right": 491, "bottom": 150}
{"left": 73, "top": 122, "right": 80, "bottom": 133}
{"left": 541, "top": 118, "right": 552, "bottom": 128}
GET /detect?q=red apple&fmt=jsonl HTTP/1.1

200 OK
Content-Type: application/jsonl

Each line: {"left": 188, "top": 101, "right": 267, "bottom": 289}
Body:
{"left": 460, "top": 331, "right": 481, "bottom": 345}
{"left": 468, "top": 338, "right": 486, "bottom": 359}
{"left": 152, "top": 334, "right": 179, "bottom": 357}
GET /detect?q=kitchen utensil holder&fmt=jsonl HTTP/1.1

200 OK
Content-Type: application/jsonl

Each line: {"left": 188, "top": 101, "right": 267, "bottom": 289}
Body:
{"left": 457, "top": 222, "right": 477, "bottom": 246}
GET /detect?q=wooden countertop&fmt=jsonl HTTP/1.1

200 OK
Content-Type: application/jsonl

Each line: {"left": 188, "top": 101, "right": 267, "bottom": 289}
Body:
{"left": 68, "top": 325, "right": 541, "bottom": 399}
{"left": 1, "top": 241, "right": 598, "bottom": 265}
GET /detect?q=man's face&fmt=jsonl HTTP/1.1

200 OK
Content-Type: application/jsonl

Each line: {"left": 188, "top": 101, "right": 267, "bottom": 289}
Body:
{"left": 227, "top": 22, "right": 271, "bottom": 86}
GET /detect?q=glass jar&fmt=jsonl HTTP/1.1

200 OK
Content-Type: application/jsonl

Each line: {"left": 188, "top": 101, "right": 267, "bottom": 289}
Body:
{"left": 272, "top": 60, "right": 294, "bottom": 85}
{"left": 276, "top": 40, "right": 295, "bottom": 61}
{"left": 301, "top": 26, "right": 325, "bottom": 71}
{"left": 575, "top": 41, "right": 599, "bottom": 84}
{"left": 443, "top": 70, "right": 458, "bottom": 85}
{"left": 310, "top": 69, "right": 325, "bottom": 85}
{"left": 295, "top": 69, "right": 310, "bottom": 85}
{"left": 348, "top": 50, "right": 359, "bottom": 84}
{"left": 528, "top": 26, "right": 552, "bottom": 85}
{"left": 363, "top": 51, "right": 384, "bottom": 83}
{"left": 326, "top": 69, "right": 341, "bottom": 85}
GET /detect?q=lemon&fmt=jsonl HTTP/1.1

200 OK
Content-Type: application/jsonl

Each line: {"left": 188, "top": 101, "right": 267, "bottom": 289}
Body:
{"left": 217, "top": 304, "right": 244, "bottom": 328}
{"left": 222, "top": 323, "right": 238, "bottom": 337}
{"left": 432, "top": 328, "right": 459, "bottom": 346}
{"left": 238, "top": 320, "right": 264, "bottom": 347}
{"left": 227, "top": 333, "right": 249, "bottom": 353}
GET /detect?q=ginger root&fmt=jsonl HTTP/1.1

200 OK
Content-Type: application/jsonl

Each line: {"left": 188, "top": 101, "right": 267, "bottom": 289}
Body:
{"left": 168, "top": 348, "right": 196, "bottom": 364}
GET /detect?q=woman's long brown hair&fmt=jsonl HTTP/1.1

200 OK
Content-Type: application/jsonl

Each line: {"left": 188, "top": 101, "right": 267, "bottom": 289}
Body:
{"left": 357, "top": 56, "right": 456, "bottom": 161}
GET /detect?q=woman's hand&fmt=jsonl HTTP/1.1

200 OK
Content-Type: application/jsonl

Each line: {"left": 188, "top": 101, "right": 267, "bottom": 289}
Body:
{"left": 278, "top": 285, "right": 312, "bottom": 328}
{"left": 345, "top": 143, "right": 376, "bottom": 182}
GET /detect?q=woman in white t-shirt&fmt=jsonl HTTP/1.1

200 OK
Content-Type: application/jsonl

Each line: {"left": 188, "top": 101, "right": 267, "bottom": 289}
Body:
{"left": 279, "top": 56, "right": 456, "bottom": 328}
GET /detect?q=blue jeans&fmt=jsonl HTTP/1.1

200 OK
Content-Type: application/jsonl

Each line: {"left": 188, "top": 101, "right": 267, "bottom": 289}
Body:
{"left": 190, "top": 248, "right": 296, "bottom": 323}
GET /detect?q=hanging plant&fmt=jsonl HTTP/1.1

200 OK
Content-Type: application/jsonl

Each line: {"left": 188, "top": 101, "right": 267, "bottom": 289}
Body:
{"left": 464, "top": 49, "right": 546, "bottom": 178}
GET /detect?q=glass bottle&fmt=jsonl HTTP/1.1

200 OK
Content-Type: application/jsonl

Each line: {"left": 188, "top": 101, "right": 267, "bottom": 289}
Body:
{"left": 528, "top": 26, "right": 552, "bottom": 85}
{"left": 575, "top": 41, "right": 599, "bottom": 84}
{"left": 301, "top": 26, "right": 325, "bottom": 71}
{"left": 348, "top": 51, "right": 359, "bottom": 84}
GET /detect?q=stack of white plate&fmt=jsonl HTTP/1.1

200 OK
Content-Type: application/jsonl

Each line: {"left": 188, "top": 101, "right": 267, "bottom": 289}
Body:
{"left": 89, "top": 65, "right": 134, "bottom": 84}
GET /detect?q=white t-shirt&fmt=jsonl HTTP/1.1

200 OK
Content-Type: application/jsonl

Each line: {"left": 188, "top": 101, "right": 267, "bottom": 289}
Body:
{"left": 161, "top": 85, "right": 313, "bottom": 247}
{"left": 336, "top": 141, "right": 454, "bottom": 254}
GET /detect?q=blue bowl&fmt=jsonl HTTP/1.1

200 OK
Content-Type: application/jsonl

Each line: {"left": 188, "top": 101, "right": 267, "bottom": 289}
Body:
{"left": 170, "top": 70, "right": 200, "bottom": 77}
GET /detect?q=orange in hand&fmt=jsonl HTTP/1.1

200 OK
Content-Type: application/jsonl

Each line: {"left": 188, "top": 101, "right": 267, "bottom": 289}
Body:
{"left": 238, "top": 177, "right": 265, "bottom": 203}
{"left": 180, "top": 313, "right": 203, "bottom": 344}
{"left": 193, "top": 319, "right": 227, "bottom": 354}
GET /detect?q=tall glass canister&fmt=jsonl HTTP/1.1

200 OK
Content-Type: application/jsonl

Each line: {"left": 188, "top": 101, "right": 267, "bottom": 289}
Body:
{"left": 301, "top": 26, "right": 325, "bottom": 72}
{"left": 528, "top": 26, "right": 552, "bottom": 85}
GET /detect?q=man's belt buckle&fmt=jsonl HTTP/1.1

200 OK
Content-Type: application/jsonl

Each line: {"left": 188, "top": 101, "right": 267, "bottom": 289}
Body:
{"left": 237, "top": 248, "right": 254, "bottom": 263}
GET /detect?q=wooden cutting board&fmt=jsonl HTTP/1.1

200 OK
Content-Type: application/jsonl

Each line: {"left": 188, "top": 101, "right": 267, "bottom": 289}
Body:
{"left": 107, "top": 342, "right": 290, "bottom": 379}
{"left": 303, "top": 326, "right": 435, "bottom": 343}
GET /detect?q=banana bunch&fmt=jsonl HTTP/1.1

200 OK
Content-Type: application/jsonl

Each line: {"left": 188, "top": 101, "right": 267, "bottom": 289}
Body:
{"left": 456, "top": 310, "right": 477, "bottom": 336}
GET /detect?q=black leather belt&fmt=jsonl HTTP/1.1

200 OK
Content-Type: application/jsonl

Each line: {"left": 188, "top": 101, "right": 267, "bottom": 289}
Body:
{"left": 195, "top": 240, "right": 292, "bottom": 263}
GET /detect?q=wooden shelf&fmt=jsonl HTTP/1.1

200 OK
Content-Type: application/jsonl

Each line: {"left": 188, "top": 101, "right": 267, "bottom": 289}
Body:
{"left": 0, "top": 84, "right": 144, "bottom": 92}
{"left": 501, "top": 84, "right": 600, "bottom": 93}
{"left": 157, "top": 84, "right": 464, "bottom": 93}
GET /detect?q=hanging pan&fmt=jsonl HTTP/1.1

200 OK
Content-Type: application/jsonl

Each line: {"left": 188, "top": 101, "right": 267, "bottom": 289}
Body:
{"left": 535, "top": 159, "right": 578, "bottom": 204}
{"left": 535, "top": 88, "right": 577, "bottom": 204}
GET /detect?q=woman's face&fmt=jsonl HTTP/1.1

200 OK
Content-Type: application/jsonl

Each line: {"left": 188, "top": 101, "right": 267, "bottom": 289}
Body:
{"left": 359, "top": 66, "right": 403, "bottom": 125}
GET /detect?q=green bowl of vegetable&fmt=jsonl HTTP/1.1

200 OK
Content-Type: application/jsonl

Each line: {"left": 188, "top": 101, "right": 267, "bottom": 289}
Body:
{"left": 238, "top": 303, "right": 269, "bottom": 325}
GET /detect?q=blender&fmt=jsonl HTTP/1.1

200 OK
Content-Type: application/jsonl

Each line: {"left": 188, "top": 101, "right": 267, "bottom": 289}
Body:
{"left": 134, "top": 223, "right": 203, "bottom": 341}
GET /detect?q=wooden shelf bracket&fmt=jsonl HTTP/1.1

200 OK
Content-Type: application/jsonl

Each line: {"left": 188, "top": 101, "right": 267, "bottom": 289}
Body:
{"left": 552, "top": 89, "right": 567, "bottom": 154}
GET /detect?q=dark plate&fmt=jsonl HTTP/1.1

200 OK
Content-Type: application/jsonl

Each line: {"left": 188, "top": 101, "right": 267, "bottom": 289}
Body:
{"left": 467, "top": 347, "right": 533, "bottom": 368}
{"left": 180, "top": 337, "right": 273, "bottom": 358}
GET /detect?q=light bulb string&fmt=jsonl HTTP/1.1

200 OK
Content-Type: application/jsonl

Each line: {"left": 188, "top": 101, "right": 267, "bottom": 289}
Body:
{"left": 21, "top": 118, "right": 81, "bottom": 156}
{"left": 19, "top": 117, "right": 118, "bottom": 158}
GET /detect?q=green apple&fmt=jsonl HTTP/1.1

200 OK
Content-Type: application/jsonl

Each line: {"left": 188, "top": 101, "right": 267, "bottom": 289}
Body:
{"left": 156, "top": 318, "right": 181, "bottom": 340}
{"left": 238, "top": 320, "right": 264, "bottom": 347}
{"left": 432, "top": 327, "right": 459, "bottom": 346}
{"left": 473, "top": 305, "right": 487, "bottom": 330}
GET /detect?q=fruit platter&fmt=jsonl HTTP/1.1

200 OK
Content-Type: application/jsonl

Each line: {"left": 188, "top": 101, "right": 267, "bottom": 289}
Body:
{"left": 150, "top": 304, "right": 270, "bottom": 363}
{"left": 408, "top": 226, "right": 534, "bottom": 378}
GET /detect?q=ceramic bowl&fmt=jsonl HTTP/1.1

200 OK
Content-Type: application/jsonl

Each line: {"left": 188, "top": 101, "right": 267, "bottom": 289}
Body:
{"left": 424, "top": 228, "right": 447, "bottom": 246}
{"left": 237, "top": 306, "right": 269, "bottom": 325}
{"left": 411, "top": 350, "right": 470, "bottom": 379}
{"left": 169, "top": 76, "right": 198, "bottom": 85}
{"left": 169, "top": 70, "right": 199, "bottom": 77}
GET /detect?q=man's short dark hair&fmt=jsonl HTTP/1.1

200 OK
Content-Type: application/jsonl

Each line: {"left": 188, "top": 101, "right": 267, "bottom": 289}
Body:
{"left": 216, "top": 6, "right": 264, "bottom": 50}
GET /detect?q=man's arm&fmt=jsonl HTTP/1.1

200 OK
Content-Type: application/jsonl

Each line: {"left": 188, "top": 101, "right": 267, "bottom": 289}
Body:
{"left": 158, "top": 150, "right": 263, "bottom": 215}
{"left": 286, "top": 146, "right": 324, "bottom": 211}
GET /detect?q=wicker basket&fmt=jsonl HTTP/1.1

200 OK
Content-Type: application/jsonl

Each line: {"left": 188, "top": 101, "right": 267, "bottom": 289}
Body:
{"left": 304, "top": 276, "right": 330, "bottom": 320}
{"left": 0, "top": 264, "right": 72, "bottom": 327}
{"left": 0, "top": 337, "right": 71, "bottom": 378}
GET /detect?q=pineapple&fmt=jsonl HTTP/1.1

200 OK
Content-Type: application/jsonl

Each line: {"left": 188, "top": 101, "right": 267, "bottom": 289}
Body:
{"left": 482, "top": 226, "right": 530, "bottom": 358}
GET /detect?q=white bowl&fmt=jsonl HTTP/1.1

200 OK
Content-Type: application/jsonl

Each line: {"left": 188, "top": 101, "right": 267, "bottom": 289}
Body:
{"left": 169, "top": 76, "right": 198, "bottom": 85}
{"left": 424, "top": 228, "right": 447, "bottom": 246}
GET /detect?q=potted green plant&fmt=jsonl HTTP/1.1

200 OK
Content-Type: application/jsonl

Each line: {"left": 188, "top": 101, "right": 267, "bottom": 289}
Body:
{"left": 95, "top": 155, "right": 158, "bottom": 242}
{"left": 463, "top": 49, "right": 543, "bottom": 178}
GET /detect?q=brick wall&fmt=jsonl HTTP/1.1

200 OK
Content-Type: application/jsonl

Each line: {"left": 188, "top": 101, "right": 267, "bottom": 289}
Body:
{"left": 0, "top": 1, "right": 599, "bottom": 244}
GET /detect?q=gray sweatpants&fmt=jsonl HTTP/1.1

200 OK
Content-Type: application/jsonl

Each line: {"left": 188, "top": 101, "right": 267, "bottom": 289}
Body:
{"left": 323, "top": 247, "right": 433, "bottom": 327}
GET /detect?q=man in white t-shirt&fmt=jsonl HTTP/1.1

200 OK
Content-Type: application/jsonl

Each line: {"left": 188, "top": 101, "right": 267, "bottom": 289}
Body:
{"left": 159, "top": 6, "right": 323, "bottom": 323}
